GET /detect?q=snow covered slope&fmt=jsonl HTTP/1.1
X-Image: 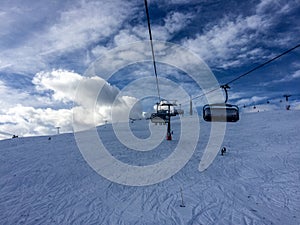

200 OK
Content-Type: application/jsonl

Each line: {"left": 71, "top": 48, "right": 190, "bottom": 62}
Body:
{"left": 0, "top": 110, "right": 299, "bottom": 224}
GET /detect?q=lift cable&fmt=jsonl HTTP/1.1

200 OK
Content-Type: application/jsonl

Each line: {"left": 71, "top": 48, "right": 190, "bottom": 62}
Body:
{"left": 225, "top": 43, "right": 300, "bottom": 86}
{"left": 183, "top": 43, "right": 300, "bottom": 104}
{"left": 144, "top": 0, "right": 161, "bottom": 101}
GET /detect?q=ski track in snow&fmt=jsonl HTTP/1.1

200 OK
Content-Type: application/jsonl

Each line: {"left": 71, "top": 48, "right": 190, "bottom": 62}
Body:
{"left": 0, "top": 110, "right": 299, "bottom": 224}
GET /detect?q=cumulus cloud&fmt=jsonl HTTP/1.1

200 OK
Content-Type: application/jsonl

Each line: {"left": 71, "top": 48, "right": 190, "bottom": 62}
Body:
{"left": 0, "top": 105, "right": 72, "bottom": 136}
{"left": 33, "top": 70, "right": 82, "bottom": 103}
{"left": 0, "top": 80, "right": 39, "bottom": 109}
{"left": 0, "top": 77, "right": 73, "bottom": 139}
{"left": 34, "top": 70, "right": 143, "bottom": 126}
{"left": 0, "top": 69, "right": 143, "bottom": 139}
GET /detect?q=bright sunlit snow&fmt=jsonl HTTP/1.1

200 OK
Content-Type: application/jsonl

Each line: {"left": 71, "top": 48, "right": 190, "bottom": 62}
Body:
{"left": 1, "top": 110, "right": 299, "bottom": 224}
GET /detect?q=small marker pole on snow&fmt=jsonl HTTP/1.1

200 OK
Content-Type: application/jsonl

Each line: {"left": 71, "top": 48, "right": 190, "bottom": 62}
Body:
{"left": 180, "top": 187, "right": 185, "bottom": 207}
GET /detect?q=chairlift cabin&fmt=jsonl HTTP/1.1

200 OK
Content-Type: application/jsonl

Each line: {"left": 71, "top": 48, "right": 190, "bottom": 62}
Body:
{"left": 150, "top": 101, "right": 178, "bottom": 124}
{"left": 202, "top": 84, "right": 239, "bottom": 122}
{"left": 150, "top": 111, "right": 168, "bottom": 124}
{"left": 150, "top": 100, "right": 179, "bottom": 140}
{"left": 203, "top": 103, "right": 239, "bottom": 122}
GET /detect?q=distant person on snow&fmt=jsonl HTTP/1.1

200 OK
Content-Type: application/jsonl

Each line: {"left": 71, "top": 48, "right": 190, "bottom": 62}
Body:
{"left": 221, "top": 147, "right": 226, "bottom": 156}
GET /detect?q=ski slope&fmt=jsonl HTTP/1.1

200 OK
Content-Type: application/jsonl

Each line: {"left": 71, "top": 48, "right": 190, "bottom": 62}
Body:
{"left": 0, "top": 110, "right": 299, "bottom": 224}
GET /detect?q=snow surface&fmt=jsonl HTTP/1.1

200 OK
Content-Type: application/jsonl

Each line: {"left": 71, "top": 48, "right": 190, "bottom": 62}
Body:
{"left": 0, "top": 110, "right": 299, "bottom": 224}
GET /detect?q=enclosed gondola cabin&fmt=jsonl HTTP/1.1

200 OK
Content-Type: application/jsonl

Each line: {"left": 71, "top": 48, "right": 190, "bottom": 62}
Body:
{"left": 203, "top": 103, "right": 239, "bottom": 122}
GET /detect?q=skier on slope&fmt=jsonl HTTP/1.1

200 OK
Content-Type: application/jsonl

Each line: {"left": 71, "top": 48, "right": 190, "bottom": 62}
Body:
{"left": 221, "top": 147, "right": 226, "bottom": 156}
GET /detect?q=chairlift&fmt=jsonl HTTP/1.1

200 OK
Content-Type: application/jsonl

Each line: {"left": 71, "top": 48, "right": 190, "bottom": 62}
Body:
{"left": 202, "top": 85, "right": 239, "bottom": 122}
{"left": 203, "top": 103, "right": 239, "bottom": 122}
{"left": 150, "top": 100, "right": 178, "bottom": 124}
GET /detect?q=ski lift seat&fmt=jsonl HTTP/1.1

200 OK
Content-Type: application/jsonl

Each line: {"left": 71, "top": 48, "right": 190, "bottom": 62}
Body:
{"left": 150, "top": 101, "right": 179, "bottom": 124}
{"left": 203, "top": 103, "right": 239, "bottom": 122}
{"left": 150, "top": 112, "right": 169, "bottom": 124}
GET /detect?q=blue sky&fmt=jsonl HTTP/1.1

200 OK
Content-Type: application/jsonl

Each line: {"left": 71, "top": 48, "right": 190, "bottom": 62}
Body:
{"left": 0, "top": 0, "right": 300, "bottom": 139}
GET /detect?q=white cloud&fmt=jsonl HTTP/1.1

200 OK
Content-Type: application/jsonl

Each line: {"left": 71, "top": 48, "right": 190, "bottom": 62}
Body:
{"left": 0, "top": 77, "right": 73, "bottom": 138}
{"left": 33, "top": 69, "right": 142, "bottom": 119}
{"left": 0, "top": 91, "right": 73, "bottom": 138}
{"left": 91, "top": 45, "right": 111, "bottom": 58}
{"left": 43, "top": 0, "right": 132, "bottom": 54}
{"left": 33, "top": 70, "right": 82, "bottom": 103}
{"left": 3, "top": 105, "right": 72, "bottom": 135}
{"left": 181, "top": 0, "right": 300, "bottom": 69}
{"left": 113, "top": 30, "right": 142, "bottom": 47}
{"left": 164, "top": 11, "right": 194, "bottom": 34}
{"left": 260, "top": 69, "right": 300, "bottom": 85}
{"left": 256, "top": 0, "right": 296, "bottom": 15}
{"left": 111, "top": 9, "right": 194, "bottom": 49}
{"left": 0, "top": 69, "right": 143, "bottom": 139}
{"left": 292, "top": 70, "right": 300, "bottom": 79}
{"left": 0, "top": 0, "right": 137, "bottom": 74}
{"left": 149, "top": 11, "right": 194, "bottom": 41}
{"left": 235, "top": 96, "right": 268, "bottom": 106}
{"left": 0, "top": 80, "right": 37, "bottom": 108}
{"left": 182, "top": 14, "right": 270, "bottom": 68}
